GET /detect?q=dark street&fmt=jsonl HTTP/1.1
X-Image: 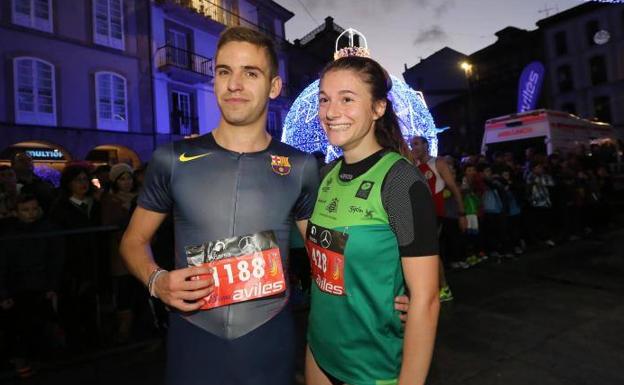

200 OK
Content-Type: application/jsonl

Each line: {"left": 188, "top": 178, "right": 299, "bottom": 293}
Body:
{"left": 2, "top": 225, "right": 622, "bottom": 385}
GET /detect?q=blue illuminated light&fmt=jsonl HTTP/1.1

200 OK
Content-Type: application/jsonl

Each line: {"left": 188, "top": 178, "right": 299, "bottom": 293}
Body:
{"left": 281, "top": 75, "right": 445, "bottom": 162}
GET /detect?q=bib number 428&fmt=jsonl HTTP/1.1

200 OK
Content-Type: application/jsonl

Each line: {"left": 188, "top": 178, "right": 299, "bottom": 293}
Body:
{"left": 307, "top": 242, "right": 345, "bottom": 296}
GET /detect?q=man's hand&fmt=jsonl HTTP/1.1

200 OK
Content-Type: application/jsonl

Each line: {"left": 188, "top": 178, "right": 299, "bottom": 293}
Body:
{"left": 153, "top": 265, "right": 215, "bottom": 312}
{"left": 395, "top": 294, "right": 410, "bottom": 323}
{"left": 458, "top": 216, "right": 468, "bottom": 232}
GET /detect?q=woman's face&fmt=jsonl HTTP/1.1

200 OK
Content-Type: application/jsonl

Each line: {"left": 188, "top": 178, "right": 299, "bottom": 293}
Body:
{"left": 115, "top": 172, "right": 134, "bottom": 193}
{"left": 70, "top": 172, "right": 89, "bottom": 197}
{"left": 318, "top": 69, "right": 384, "bottom": 152}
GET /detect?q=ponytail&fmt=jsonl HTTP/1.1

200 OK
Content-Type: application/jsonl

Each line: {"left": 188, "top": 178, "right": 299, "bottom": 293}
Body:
{"left": 374, "top": 99, "right": 413, "bottom": 163}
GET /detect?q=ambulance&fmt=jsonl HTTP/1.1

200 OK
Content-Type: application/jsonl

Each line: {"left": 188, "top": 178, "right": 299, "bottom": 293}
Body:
{"left": 481, "top": 109, "right": 615, "bottom": 156}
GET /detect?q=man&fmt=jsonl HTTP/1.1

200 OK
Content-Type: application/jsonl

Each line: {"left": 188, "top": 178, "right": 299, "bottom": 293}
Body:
{"left": 121, "top": 27, "right": 407, "bottom": 385}
{"left": 11, "top": 152, "right": 57, "bottom": 214}
{"left": 411, "top": 137, "right": 467, "bottom": 302}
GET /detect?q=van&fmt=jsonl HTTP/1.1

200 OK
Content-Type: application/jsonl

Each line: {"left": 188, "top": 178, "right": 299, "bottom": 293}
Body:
{"left": 481, "top": 109, "right": 615, "bottom": 157}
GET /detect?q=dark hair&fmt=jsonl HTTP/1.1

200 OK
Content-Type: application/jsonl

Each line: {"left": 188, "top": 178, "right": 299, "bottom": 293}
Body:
{"left": 411, "top": 135, "right": 429, "bottom": 149}
{"left": 217, "top": 26, "right": 278, "bottom": 79}
{"left": 60, "top": 165, "right": 92, "bottom": 197}
{"left": 94, "top": 165, "right": 111, "bottom": 174}
{"left": 320, "top": 56, "right": 412, "bottom": 161}
{"left": 15, "top": 193, "right": 38, "bottom": 206}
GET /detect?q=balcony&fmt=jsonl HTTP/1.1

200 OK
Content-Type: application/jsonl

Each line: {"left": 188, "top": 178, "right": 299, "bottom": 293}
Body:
{"left": 156, "top": 0, "right": 285, "bottom": 44}
{"left": 170, "top": 111, "right": 199, "bottom": 136}
{"left": 156, "top": 45, "right": 213, "bottom": 84}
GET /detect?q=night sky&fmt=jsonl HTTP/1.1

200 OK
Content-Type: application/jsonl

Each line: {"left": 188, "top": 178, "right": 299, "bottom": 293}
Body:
{"left": 275, "top": 0, "right": 585, "bottom": 76}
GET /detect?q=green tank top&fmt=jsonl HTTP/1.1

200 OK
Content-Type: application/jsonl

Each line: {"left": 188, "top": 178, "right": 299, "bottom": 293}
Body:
{"left": 307, "top": 152, "right": 405, "bottom": 385}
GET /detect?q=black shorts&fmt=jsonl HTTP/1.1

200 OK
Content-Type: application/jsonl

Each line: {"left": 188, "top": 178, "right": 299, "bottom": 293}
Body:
{"left": 166, "top": 308, "right": 295, "bottom": 385}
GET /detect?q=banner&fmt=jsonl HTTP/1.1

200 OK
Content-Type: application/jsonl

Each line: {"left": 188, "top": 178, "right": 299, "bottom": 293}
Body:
{"left": 517, "top": 61, "right": 545, "bottom": 113}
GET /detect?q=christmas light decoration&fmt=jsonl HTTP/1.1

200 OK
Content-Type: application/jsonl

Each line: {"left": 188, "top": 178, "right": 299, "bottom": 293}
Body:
{"left": 282, "top": 28, "right": 445, "bottom": 162}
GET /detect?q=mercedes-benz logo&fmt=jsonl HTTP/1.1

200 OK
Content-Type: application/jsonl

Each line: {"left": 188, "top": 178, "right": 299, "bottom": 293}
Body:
{"left": 213, "top": 241, "right": 226, "bottom": 253}
{"left": 320, "top": 230, "right": 332, "bottom": 249}
{"left": 238, "top": 236, "right": 257, "bottom": 254}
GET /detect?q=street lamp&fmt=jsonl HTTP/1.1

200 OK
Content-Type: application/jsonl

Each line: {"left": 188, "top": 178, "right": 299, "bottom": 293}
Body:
{"left": 460, "top": 61, "right": 475, "bottom": 151}
{"left": 460, "top": 61, "right": 473, "bottom": 77}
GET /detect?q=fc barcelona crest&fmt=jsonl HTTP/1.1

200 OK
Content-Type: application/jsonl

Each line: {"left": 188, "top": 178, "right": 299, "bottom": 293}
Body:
{"left": 270, "top": 155, "right": 291, "bottom": 176}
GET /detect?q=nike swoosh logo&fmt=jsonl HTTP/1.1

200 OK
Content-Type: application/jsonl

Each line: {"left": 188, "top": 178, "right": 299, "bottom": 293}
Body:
{"left": 179, "top": 152, "right": 212, "bottom": 162}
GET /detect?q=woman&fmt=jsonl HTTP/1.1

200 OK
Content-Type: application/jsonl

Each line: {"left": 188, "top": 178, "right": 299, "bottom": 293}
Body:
{"left": 305, "top": 56, "right": 440, "bottom": 385}
{"left": 49, "top": 164, "right": 103, "bottom": 348}
{"left": 101, "top": 163, "right": 140, "bottom": 343}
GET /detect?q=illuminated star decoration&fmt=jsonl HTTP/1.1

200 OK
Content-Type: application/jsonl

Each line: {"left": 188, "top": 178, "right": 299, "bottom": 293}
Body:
{"left": 281, "top": 28, "right": 446, "bottom": 162}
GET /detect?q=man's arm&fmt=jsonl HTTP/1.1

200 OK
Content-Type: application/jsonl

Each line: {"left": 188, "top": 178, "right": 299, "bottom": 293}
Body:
{"left": 120, "top": 207, "right": 213, "bottom": 312}
{"left": 436, "top": 158, "right": 467, "bottom": 231}
{"left": 398, "top": 255, "right": 440, "bottom": 385}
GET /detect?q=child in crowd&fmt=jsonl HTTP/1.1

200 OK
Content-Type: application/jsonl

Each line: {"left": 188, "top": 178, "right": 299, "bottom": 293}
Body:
{"left": 0, "top": 194, "right": 65, "bottom": 378}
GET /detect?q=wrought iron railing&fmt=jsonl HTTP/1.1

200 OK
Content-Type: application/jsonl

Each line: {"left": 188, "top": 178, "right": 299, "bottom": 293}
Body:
{"left": 156, "top": 45, "right": 213, "bottom": 77}
{"left": 159, "top": 0, "right": 285, "bottom": 42}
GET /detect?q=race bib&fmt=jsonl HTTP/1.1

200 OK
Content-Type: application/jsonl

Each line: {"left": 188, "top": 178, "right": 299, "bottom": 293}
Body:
{"left": 185, "top": 231, "right": 286, "bottom": 310}
{"left": 306, "top": 223, "right": 348, "bottom": 296}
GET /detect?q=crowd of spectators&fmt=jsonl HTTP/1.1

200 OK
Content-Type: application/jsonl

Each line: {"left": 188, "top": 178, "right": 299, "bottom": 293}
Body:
{"left": 0, "top": 142, "right": 620, "bottom": 377}
{"left": 0, "top": 153, "right": 156, "bottom": 378}
{"left": 437, "top": 144, "right": 619, "bottom": 270}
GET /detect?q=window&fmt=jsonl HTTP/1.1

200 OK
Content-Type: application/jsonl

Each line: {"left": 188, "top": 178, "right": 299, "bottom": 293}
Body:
{"left": 93, "top": 0, "right": 124, "bottom": 50}
{"left": 12, "top": 0, "right": 52, "bottom": 32}
{"left": 589, "top": 55, "right": 607, "bottom": 85}
{"left": 95, "top": 72, "right": 127, "bottom": 131}
{"left": 171, "top": 91, "right": 195, "bottom": 135}
{"left": 13, "top": 57, "right": 56, "bottom": 126}
{"left": 166, "top": 28, "right": 190, "bottom": 69}
{"left": 554, "top": 31, "right": 568, "bottom": 56}
{"left": 585, "top": 19, "right": 599, "bottom": 46}
{"left": 593, "top": 96, "right": 612, "bottom": 123}
{"left": 556, "top": 65, "right": 574, "bottom": 93}
{"left": 561, "top": 102, "right": 576, "bottom": 115}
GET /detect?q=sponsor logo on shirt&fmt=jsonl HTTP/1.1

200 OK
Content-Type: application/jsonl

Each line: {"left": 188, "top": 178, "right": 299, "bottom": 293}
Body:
{"left": 179, "top": 152, "right": 212, "bottom": 162}
{"left": 364, "top": 209, "right": 374, "bottom": 220}
{"left": 270, "top": 155, "right": 291, "bottom": 176}
{"left": 355, "top": 180, "right": 374, "bottom": 200}
{"left": 325, "top": 197, "right": 339, "bottom": 213}
{"left": 339, "top": 173, "right": 354, "bottom": 181}
{"left": 321, "top": 177, "right": 333, "bottom": 193}
{"left": 349, "top": 205, "right": 363, "bottom": 214}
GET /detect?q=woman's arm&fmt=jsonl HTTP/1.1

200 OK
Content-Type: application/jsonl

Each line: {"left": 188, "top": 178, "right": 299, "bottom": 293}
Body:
{"left": 398, "top": 255, "right": 440, "bottom": 385}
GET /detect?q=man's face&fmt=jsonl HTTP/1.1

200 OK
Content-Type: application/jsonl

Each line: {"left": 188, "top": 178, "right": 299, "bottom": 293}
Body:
{"left": 214, "top": 42, "right": 281, "bottom": 128}
{"left": 410, "top": 138, "right": 428, "bottom": 160}
{"left": 465, "top": 166, "right": 477, "bottom": 180}
{"left": 12, "top": 154, "right": 33, "bottom": 175}
{"left": 0, "top": 168, "right": 17, "bottom": 187}
{"left": 16, "top": 199, "right": 40, "bottom": 223}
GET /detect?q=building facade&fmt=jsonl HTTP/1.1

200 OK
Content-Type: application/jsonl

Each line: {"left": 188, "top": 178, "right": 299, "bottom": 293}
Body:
{"left": 537, "top": 2, "right": 624, "bottom": 130}
{"left": 0, "top": 0, "right": 296, "bottom": 168}
{"left": 0, "top": 0, "right": 153, "bottom": 166}
{"left": 151, "top": 0, "right": 294, "bottom": 142}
